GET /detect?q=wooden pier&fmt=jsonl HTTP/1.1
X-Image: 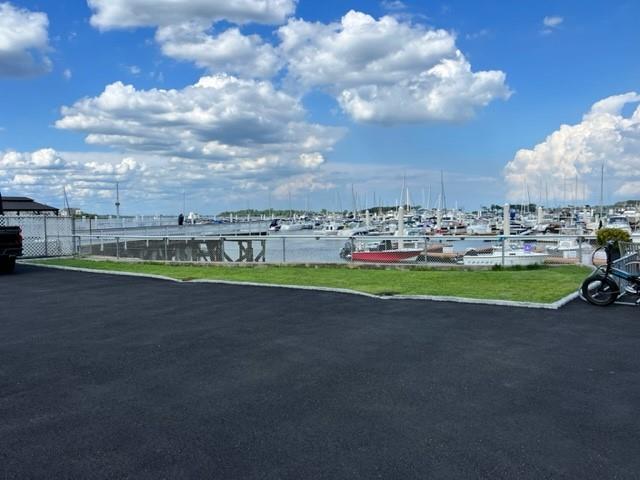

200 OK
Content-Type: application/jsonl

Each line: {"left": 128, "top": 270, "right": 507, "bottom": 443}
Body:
{"left": 84, "top": 237, "right": 267, "bottom": 263}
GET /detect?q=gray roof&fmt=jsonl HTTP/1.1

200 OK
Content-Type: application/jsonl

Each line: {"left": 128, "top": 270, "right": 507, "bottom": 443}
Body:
{"left": 1, "top": 196, "right": 59, "bottom": 214}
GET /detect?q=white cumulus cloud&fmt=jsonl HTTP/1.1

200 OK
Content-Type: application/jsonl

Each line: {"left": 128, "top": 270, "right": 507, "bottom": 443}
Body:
{"left": 156, "top": 23, "right": 281, "bottom": 78}
{"left": 55, "top": 74, "right": 344, "bottom": 173}
{"left": 273, "top": 173, "right": 336, "bottom": 199}
{"left": 278, "top": 10, "right": 510, "bottom": 124}
{"left": 87, "top": 1, "right": 292, "bottom": 80}
{"left": 87, "top": 0, "right": 297, "bottom": 29}
{"left": 0, "top": 148, "right": 504, "bottom": 213}
{"left": 504, "top": 92, "right": 640, "bottom": 201}
{"left": 84, "top": 5, "right": 510, "bottom": 126}
{"left": 0, "top": 2, "right": 51, "bottom": 76}
{"left": 0, "top": 149, "right": 148, "bottom": 207}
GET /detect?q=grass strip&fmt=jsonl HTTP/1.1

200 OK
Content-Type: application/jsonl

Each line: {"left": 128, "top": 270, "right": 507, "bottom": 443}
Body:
{"left": 32, "top": 258, "right": 590, "bottom": 303}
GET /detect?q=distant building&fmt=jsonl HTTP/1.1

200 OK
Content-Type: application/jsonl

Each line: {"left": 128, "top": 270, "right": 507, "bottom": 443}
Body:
{"left": 0, "top": 196, "right": 59, "bottom": 216}
{"left": 61, "top": 207, "right": 80, "bottom": 217}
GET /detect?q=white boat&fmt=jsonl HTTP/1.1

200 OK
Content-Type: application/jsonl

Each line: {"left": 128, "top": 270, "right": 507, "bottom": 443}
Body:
{"left": 463, "top": 245, "right": 549, "bottom": 266}
{"left": 337, "top": 225, "right": 377, "bottom": 237}
{"left": 546, "top": 239, "right": 593, "bottom": 260}
{"left": 604, "top": 215, "right": 632, "bottom": 234}
{"left": 319, "top": 222, "right": 345, "bottom": 235}
{"left": 624, "top": 208, "right": 640, "bottom": 226}
{"left": 467, "top": 222, "right": 493, "bottom": 235}
{"left": 280, "top": 222, "right": 305, "bottom": 231}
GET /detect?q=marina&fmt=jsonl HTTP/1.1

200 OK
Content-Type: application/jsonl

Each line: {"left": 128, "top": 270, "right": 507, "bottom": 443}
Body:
{"left": 47, "top": 199, "right": 637, "bottom": 267}
{"left": 5, "top": 198, "right": 639, "bottom": 266}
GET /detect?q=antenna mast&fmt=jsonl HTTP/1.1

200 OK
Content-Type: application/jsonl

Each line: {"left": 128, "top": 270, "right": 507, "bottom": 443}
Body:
{"left": 115, "top": 182, "right": 121, "bottom": 218}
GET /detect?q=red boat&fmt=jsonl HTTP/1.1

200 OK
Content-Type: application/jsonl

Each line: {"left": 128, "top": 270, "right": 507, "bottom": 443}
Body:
{"left": 351, "top": 249, "right": 422, "bottom": 262}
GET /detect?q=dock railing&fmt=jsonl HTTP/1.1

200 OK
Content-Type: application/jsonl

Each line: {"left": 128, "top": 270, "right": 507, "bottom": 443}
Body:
{"left": 60, "top": 233, "right": 601, "bottom": 267}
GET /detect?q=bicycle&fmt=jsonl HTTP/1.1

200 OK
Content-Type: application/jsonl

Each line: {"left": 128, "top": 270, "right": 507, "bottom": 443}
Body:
{"left": 581, "top": 241, "right": 640, "bottom": 306}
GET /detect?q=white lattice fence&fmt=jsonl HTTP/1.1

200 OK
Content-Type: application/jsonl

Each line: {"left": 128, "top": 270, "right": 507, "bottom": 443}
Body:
{"left": 0, "top": 215, "right": 75, "bottom": 257}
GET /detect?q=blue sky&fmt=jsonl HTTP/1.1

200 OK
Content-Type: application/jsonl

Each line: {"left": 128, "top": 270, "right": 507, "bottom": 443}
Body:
{"left": 1, "top": 0, "right": 639, "bottom": 214}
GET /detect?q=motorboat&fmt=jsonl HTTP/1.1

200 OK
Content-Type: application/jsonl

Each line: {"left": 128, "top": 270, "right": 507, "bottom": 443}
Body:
{"left": 624, "top": 208, "right": 640, "bottom": 226}
{"left": 463, "top": 243, "right": 549, "bottom": 266}
{"left": 352, "top": 249, "right": 423, "bottom": 262}
{"left": 280, "top": 222, "right": 305, "bottom": 231}
{"left": 467, "top": 221, "right": 493, "bottom": 235}
{"left": 268, "top": 219, "right": 280, "bottom": 232}
{"left": 545, "top": 239, "right": 593, "bottom": 260}
{"left": 320, "top": 222, "right": 345, "bottom": 235}
{"left": 436, "top": 216, "right": 467, "bottom": 235}
{"left": 340, "top": 239, "right": 422, "bottom": 262}
{"left": 604, "top": 215, "right": 632, "bottom": 234}
{"left": 337, "top": 225, "right": 378, "bottom": 237}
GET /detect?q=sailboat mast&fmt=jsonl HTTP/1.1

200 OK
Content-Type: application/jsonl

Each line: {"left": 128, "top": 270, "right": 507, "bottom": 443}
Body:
{"left": 63, "top": 186, "right": 71, "bottom": 213}
{"left": 440, "top": 170, "right": 446, "bottom": 213}
{"left": 545, "top": 182, "right": 549, "bottom": 207}
{"left": 351, "top": 183, "right": 356, "bottom": 219}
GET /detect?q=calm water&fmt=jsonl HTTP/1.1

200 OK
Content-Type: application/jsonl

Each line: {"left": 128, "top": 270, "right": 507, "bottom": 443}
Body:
{"left": 251, "top": 232, "right": 497, "bottom": 263}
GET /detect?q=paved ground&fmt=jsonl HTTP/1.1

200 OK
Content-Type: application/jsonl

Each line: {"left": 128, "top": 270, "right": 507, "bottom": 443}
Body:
{"left": 1, "top": 265, "right": 639, "bottom": 479}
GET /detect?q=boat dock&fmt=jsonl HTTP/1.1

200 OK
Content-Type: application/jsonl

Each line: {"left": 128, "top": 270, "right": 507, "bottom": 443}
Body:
{"left": 75, "top": 220, "right": 271, "bottom": 237}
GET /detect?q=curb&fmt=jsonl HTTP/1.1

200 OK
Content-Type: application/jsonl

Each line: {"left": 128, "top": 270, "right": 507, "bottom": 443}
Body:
{"left": 20, "top": 261, "right": 578, "bottom": 310}
{"left": 19, "top": 261, "right": 183, "bottom": 283}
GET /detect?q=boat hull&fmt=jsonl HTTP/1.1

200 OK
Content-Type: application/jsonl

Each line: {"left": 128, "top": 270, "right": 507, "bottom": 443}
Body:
{"left": 352, "top": 249, "right": 422, "bottom": 262}
{"left": 463, "top": 252, "right": 549, "bottom": 267}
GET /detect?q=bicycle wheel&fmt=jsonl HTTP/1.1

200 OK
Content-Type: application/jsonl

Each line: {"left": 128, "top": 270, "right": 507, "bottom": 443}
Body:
{"left": 581, "top": 275, "right": 619, "bottom": 306}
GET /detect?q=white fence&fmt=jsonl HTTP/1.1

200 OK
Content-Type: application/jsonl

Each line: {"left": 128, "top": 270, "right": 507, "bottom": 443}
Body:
{"left": 71, "top": 233, "right": 598, "bottom": 267}
{"left": 0, "top": 214, "right": 606, "bottom": 266}
{"left": 1, "top": 215, "right": 272, "bottom": 258}
{"left": 0, "top": 215, "right": 75, "bottom": 257}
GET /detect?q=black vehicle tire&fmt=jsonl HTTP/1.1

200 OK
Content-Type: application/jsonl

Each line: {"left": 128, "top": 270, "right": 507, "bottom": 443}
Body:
{"left": 581, "top": 275, "right": 619, "bottom": 306}
{"left": 0, "top": 256, "right": 16, "bottom": 274}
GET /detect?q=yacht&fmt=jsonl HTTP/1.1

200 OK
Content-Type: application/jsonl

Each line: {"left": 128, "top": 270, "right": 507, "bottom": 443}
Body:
{"left": 320, "top": 222, "right": 345, "bottom": 235}
{"left": 605, "top": 215, "right": 632, "bottom": 234}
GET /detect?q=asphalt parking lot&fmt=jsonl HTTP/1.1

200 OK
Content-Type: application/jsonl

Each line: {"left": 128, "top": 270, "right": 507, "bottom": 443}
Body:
{"left": 1, "top": 264, "right": 639, "bottom": 479}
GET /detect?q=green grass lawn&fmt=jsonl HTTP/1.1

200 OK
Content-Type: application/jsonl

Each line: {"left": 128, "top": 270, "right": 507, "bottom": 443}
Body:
{"left": 32, "top": 258, "right": 591, "bottom": 303}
